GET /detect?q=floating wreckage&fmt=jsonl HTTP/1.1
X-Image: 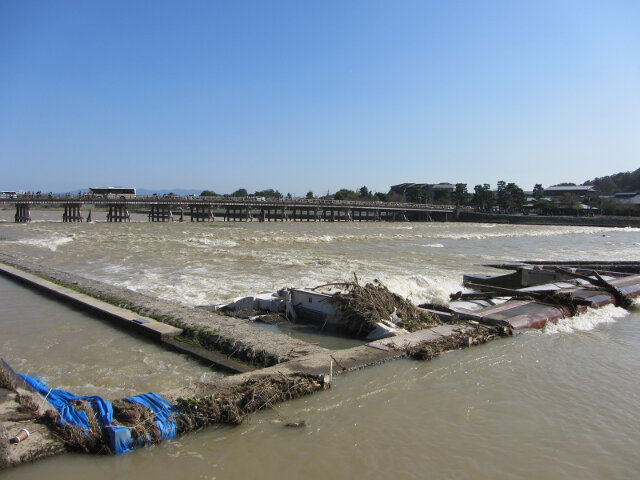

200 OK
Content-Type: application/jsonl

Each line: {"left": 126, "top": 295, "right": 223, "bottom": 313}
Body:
{"left": 441, "top": 260, "right": 640, "bottom": 329}
{"left": 219, "top": 277, "right": 439, "bottom": 341}
{"left": 221, "top": 261, "right": 640, "bottom": 340}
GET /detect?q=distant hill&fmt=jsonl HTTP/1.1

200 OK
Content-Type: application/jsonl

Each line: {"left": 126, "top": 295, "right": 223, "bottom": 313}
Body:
{"left": 584, "top": 168, "right": 640, "bottom": 195}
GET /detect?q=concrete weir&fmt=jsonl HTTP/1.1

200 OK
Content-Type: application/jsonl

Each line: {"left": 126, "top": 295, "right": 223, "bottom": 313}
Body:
{"left": 0, "top": 254, "right": 513, "bottom": 469}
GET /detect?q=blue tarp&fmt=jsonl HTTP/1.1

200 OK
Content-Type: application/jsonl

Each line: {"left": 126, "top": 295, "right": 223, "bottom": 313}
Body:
{"left": 18, "top": 374, "right": 178, "bottom": 454}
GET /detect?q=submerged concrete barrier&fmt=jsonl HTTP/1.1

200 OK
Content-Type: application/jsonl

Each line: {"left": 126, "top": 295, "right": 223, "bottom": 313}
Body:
{"left": 0, "top": 253, "right": 329, "bottom": 367}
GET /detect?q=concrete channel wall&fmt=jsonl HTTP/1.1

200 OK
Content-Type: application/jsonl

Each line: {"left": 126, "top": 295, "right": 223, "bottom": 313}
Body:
{"left": 0, "top": 252, "right": 328, "bottom": 368}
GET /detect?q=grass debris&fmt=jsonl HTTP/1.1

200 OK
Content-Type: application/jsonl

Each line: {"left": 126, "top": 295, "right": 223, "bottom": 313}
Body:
{"left": 328, "top": 278, "right": 438, "bottom": 337}
{"left": 16, "top": 393, "right": 40, "bottom": 417}
{"left": 0, "top": 366, "right": 17, "bottom": 391}
{"left": 175, "top": 373, "right": 322, "bottom": 433}
{"left": 112, "top": 400, "right": 162, "bottom": 445}
{"left": 408, "top": 324, "right": 512, "bottom": 361}
{"left": 408, "top": 335, "right": 465, "bottom": 361}
{"left": 42, "top": 401, "right": 109, "bottom": 454}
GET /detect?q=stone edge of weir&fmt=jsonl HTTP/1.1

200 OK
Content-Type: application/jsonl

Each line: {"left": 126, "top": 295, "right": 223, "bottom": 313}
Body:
{"left": 0, "top": 252, "right": 330, "bottom": 367}
{"left": 0, "top": 252, "right": 511, "bottom": 469}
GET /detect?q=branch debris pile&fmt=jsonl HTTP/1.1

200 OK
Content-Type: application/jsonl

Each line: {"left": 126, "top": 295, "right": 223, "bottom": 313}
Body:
{"left": 329, "top": 279, "right": 438, "bottom": 337}
{"left": 175, "top": 373, "right": 322, "bottom": 432}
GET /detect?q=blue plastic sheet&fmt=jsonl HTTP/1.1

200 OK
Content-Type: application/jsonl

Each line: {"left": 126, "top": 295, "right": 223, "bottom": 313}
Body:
{"left": 18, "top": 374, "right": 178, "bottom": 454}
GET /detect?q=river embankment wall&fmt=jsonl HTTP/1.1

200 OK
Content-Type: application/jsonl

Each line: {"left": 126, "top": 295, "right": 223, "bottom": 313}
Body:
{"left": 457, "top": 211, "right": 640, "bottom": 227}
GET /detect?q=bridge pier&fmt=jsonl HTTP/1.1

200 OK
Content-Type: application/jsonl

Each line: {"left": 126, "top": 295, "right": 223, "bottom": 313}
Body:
{"left": 224, "top": 206, "right": 251, "bottom": 222}
{"left": 107, "top": 205, "right": 131, "bottom": 222}
{"left": 148, "top": 204, "right": 171, "bottom": 222}
{"left": 190, "top": 205, "right": 214, "bottom": 222}
{"left": 62, "top": 204, "right": 83, "bottom": 222}
{"left": 14, "top": 204, "right": 31, "bottom": 223}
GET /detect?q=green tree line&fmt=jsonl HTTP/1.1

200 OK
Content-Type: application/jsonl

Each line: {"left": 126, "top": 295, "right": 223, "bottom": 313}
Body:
{"left": 585, "top": 168, "right": 640, "bottom": 195}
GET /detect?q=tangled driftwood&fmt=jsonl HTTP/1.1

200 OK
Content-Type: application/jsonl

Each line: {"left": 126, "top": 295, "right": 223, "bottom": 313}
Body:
{"left": 328, "top": 278, "right": 438, "bottom": 337}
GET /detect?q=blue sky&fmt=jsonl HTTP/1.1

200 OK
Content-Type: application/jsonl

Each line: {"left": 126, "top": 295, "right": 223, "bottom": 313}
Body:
{"left": 1, "top": 0, "right": 639, "bottom": 195}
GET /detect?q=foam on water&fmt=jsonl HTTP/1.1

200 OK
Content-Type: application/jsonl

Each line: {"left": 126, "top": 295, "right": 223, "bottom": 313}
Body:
{"left": 426, "top": 226, "right": 639, "bottom": 241}
{"left": 14, "top": 233, "right": 76, "bottom": 251}
{"left": 544, "top": 304, "right": 629, "bottom": 334}
{"left": 183, "top": 236, "right": 238, "bottom": 248}
{"left": 242, "top": 232, "right": 357, "bottom": 245}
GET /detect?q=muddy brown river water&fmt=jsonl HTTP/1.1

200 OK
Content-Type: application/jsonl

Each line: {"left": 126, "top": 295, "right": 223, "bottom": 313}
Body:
{"left": 1, "top": 210, "right": 639, "bottom": 479}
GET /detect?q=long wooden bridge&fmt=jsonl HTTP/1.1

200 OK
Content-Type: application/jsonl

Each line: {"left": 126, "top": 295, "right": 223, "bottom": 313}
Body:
{"left": 0, "top": 195, "right": 457, "bottom": 223}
